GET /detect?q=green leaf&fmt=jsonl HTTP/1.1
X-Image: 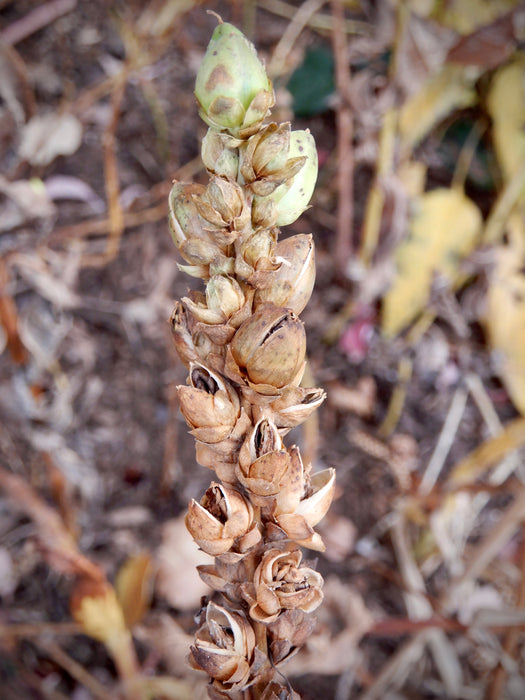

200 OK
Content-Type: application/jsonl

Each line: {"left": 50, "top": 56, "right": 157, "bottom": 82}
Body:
{"left": 287, "top": 47, "right": 335, "bottom": 117}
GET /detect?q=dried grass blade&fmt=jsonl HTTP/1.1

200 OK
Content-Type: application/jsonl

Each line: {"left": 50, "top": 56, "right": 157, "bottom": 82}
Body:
{"left": 446, "top": 417, "right": 525, "bottom": 489}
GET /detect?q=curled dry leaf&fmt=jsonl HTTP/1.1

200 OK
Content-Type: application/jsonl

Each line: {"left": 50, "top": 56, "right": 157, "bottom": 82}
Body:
{"left": 0, "top": 176, "right": 56, "bottom": 232}
{"left": 382, "top": 187, "right": 482, "bottom": 337}
{"left": 19, "top": 112, "right": 83, "bottom": 166}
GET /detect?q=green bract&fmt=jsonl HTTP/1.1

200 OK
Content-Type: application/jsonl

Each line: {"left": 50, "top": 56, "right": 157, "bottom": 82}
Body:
{"left": 262, "top": 130, "right": 318, "bottom": 226}
{"left": 195, "top": 22, "right": 274, "bottom": 137}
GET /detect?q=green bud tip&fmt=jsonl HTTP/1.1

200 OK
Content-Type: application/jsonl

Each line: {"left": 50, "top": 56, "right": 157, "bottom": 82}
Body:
{"left": 195, "top": 21, "right": 274, "bottom": 136}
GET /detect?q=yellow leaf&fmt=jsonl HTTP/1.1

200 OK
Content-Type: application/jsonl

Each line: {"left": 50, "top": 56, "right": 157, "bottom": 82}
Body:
{"left": 433, "top": 0, "right": 518, "bottom": 34}
{"left": 485, "top": 233, "right": 525, "bottom": 415}
{"left": 447, "top": 417, "right": 525, "bottom": 487}
{"left": 115, "top": 552, "right": 155, "bottom": 629}
{"left": 486, "top": 54, "right": 525, "bottom": 190}
{"left": 397, "top": 160, "right": 427, "bottom": 199}
{"left": 70, "top": 577, "right": 127, "bottom": 643}
{"left": 382, "top": 187, "right": 482, "bottom": 337}
{"left": 399, "top": 64, "right": 477, "bottom": 150}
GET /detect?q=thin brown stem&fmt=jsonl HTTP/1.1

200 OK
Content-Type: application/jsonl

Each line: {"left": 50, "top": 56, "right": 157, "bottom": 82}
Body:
{"left": 331, "top": 0, "right": 354, "bottom": 279}
{"left": 486, "top": 526, "right": 525, "bottom": 700}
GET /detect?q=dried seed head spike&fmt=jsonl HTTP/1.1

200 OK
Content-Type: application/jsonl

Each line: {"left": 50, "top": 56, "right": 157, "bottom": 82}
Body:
{"left": 169, "top": 18, "right": 334, "bottom": 699}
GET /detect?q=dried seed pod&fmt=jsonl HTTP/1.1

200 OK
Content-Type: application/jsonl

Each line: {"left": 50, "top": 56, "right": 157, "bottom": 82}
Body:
{"left": 240, "top": 122, "right": 307, "bottom": 197}
{"left": 236, "top": 418, "right": 292, "bottom": 501}
{"left": 189, "top": 601, "right": 256, "bottom": 689}
{"left": 234, "top": 228, "right": 279, "bottom": 283}
{"left": 251, "top": 195, "right": 278, "bottom": 229}
{"left": 295, "top": 468, "right": 336, "bottom": 527}
{"left": 197, "top": 554, "right": 248, "bottom": 597}
{"left": 207, "top": 274, "right": 247, "bottom": 319}
{"left": 195, "top": 22, "right": 274, "bottom": 137}
{"left": 254, "top": 234, "right": 316, "bottom": 315}
{"left": 202, "top": 129, "right": 241, "bottom": 179}
{"left": 185, "top": 482, "right": 255, "bottom": 556}
{"left": 266, "top": 385, "right": 326, "bottom": 430}
{"left": 177, "top": 363, "right": 240, "bottom": 443}
{"left": 267, "top": 608, "right": 317, "bottom": 664}
{"left": 242, "top": 547, "right": 324, "bottom": 623}
{"left": 240, "top": 123, "right": 290, "bottom": 182}
{"left": 231, "top": 303, "right": 306, "bottom": 388}
{"left": 182, "top": 274, "right": 246, "bottom": 325}
{"left": 194, "top": 176, "right": 251, "bottom": 232}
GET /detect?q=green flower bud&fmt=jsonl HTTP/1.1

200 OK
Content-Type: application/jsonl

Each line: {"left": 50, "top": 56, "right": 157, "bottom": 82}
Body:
{"left": 265, "top": 130, "right": 318, "bottom": 226}
{"left": 195, "top": 22, "right": 274, "bottom": 137}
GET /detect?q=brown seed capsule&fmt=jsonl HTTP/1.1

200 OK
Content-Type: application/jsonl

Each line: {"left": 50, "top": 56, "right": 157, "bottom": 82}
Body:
{"left": 254, "top": 234, "right": 316, "bottom": 315}
{"left": 267, "top": 385, "right": 326, "bottom": 429}
{"left": 189, "top": 601, "right": 256, "bottom": 688}
{"left": 194, "top": 176, "right": 250, "bottom": 232}
{"left": 267, "top": 608, "right": 316, "bottom": 664}
{"left": 243, "top": 547, "right": 324, "bottom": 623}
{"left": 185, "top": 482, "right": 254, "bottom": 556}
{"left": 182, "top": 274, "right": 246, "bottom": 325}
{"left": 240, "top": 122, "right": 290, "bottom": 183}
{"left": 177, "top": 363, "right": 240, "bottom": 443}
{"left": 237, "top": 418, "right": 291, "bottom": 501}
{"left": 201, "top": 128, "right": 241, "bottom": 179}
{"left": 231, "top": 303, "right": 306, "bottom": 388}
{"left": 240, "top": 122, "right": 308, "bottom": 199}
